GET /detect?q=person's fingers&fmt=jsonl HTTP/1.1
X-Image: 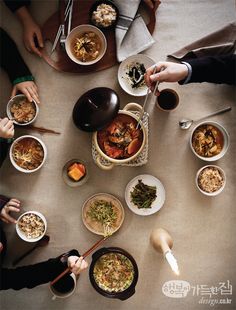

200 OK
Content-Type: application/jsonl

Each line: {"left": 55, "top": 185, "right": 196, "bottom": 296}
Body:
{"left": 4, "top": 120, "right": 14, "bottom": 130}
{"left": 1, "top": 118, "right": 10, "bottom": 126}
{"left": 0, "top": 242, "right": 3, "bottom": 253}
{"left": 35, "top": 28, "right": 44, "bottom": 48}
{"left": 0, "top": 217, "right": 10, "bottom": 224}
{"left": 11, "top": 86, "right": 17, "bottom": 99}
{"left": 29, "top": 34, "right": 42, "bottom": 57}
{"left": 7, "top": 206, "right": 21, "bottom": 214}
{"left": 22, "top": 88, "right": 33, "bottom": 102}
{"left": 2, "top": 211, "right": 16, "bottom": 224}
{"left": 29, "top": 86, "right": 40, "bottom": 104}
{"left": 7, "top": 201, "right": 20, "bottom": 209}
{"left": 80, "top": 260, "right": 88, "bottom": 269}
{"left": 9, "top": 198, "right": 21, "bottom": 205}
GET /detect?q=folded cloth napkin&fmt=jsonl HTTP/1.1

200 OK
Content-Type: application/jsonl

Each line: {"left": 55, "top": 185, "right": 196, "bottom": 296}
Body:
{"left": 113, "top": 0, "right": 155, "bottom": 62}
{"left": 168, "top": 22, "right": 236, "bottom": 60}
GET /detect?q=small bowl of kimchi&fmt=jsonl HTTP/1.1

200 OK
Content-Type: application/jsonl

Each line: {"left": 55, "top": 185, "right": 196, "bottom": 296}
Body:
{"left": 65, "top": 24, "right": 107, "bottom": 65}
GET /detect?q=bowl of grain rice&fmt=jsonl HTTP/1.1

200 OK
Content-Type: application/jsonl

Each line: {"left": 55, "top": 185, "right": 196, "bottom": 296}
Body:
{"left": 195, "top": 165, "right": 226, "bottom": 196}
{"left": 16, "top": 211, "right": 47, "bottom": 242}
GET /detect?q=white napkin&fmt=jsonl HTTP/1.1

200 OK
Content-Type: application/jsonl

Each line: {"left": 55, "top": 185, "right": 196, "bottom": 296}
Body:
{"left": 113, "top": 0, "right": 155, "bottom": 62}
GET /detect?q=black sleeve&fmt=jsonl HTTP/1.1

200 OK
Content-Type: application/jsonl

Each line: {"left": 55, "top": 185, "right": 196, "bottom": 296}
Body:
{"left": 0, "top": 258, "right": 67, "bottom": 290}
{"left": 3, "top": 0, "right": 30, "bottom": 13}
{"left": 187, "top": 54, "right": 236, "bottom": 85}
{"left": 0, "top": 28, "right": 32, "bottom": 84}
{"left": 0, "top": 195, "right": 10, "bottom": 211}
{"left": 0, "top": 139, "right": 10, "bottom": 169}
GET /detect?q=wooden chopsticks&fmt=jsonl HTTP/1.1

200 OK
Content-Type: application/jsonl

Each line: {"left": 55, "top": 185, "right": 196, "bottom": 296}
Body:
{"left": 16, "top": 125, "right": 61, "bottom": 135}
{"left": 50, "top": 236, "right": 108, "bottom": 286}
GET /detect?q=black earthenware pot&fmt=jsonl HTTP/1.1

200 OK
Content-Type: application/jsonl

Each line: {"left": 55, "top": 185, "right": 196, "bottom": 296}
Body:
{"left": 89, "top": 247, "right": 139, "bottom": 300}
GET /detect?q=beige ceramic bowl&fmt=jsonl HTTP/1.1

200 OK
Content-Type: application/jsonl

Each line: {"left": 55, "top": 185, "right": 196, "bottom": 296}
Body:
{"left": 10, "top": 135, "right": 47, "bottom": 173}
{"left": 190, "top": 121, "right": 229, "bottom": 162}
{"left": 16, "top": 211, "right": 47, "bottom": 242}
{"left": 7, "top": 94, "right": 39, "bottom": 126}
{"left": 65, "top": 24, "right": 107, "bottom": 65}
{"left": 93, "top": 103, "right": 147, "bottom": 170}
{"left": 195, "top": 165, "right": 226, "bottom": 196}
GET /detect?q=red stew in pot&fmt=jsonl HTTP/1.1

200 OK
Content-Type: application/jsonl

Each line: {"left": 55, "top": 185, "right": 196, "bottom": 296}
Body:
{"left": 97, "top": 114, "right": 143, "bottom": 159}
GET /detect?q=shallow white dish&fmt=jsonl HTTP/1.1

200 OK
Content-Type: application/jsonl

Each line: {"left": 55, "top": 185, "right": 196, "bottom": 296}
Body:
{"left": 125, "top": 174, "right": 165, "bottom": 216}
{"left": 16, "top": 211, "right": 47, "bottom": 242}
{"left": 118, "top": 54, "right": 155, "bottom": 96}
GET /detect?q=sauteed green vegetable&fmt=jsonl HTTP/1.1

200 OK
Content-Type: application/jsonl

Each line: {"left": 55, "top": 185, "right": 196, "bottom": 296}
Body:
{"left": 130, "top": 180, "right": 157, "bottom": 209}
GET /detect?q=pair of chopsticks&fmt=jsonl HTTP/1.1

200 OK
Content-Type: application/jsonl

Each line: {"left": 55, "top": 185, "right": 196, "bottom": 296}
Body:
{"left": 136, "top": 66, "right": 163, "bottom": 129}
{"left": 16, "top": 125, "right": 61, "bottom": 135}
{"left": 50, "top": 236, "right": 108, "bottom": 286}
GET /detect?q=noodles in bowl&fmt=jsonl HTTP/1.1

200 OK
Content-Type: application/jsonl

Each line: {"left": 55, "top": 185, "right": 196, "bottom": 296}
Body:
{"left": 10, "top": 135, "right": 47, "bottom": 173}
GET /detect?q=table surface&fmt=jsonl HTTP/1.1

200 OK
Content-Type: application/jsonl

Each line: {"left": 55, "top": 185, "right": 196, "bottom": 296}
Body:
{"left": 0, "top": 1, "right": 235, "bottom": 310}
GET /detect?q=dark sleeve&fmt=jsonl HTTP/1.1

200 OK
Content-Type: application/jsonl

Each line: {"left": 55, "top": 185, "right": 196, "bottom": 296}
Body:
{"left": 187, "top": 54, "right": 236, "bottom": 85}
{"left": 0, "top": 195, "right": 10, "bottom": 211}
{"left": 0, "top": 258, "right": 67, "bottom": 290}
{"left": 3, "top": 0, "right": 30, "bottom": 13}
{"left": 0, "top": 28, "right": 32, "bottom": 84}
{"left": 0, "top": 139, "right": 11, "bottom": 169}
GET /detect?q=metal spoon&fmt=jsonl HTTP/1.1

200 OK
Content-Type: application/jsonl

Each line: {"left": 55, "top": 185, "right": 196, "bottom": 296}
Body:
{"left": 179, "top": 106, "right": 232, "bottom": 130}
{"left": 12, "top": 235, "right": 50, "bottom": 266}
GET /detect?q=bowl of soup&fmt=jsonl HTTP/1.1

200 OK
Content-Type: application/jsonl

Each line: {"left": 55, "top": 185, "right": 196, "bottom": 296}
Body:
{"left": 10, "top": 135, "right": 47, "bottom": 173}
{"left": 93, "top": 103, "right": 146, "bottom": 170}
{"left": 65, "top": 24, "right": 107, "bottom": 65}
{"left": 190, "top": 121, "right": 229, "bottom": 161}
{"left": 7, "top": 94, "right": 39, "bottom": 126}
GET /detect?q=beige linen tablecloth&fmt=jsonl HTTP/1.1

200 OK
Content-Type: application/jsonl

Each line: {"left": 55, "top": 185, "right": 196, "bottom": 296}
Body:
{"left": 0, "top": 1, "right": 235, "bottom": 310}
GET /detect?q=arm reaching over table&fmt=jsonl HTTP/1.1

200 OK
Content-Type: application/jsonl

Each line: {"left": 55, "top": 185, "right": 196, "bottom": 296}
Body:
{"left": 145, "top": 54, "right": 236, "bottom": 95}
{"left": 3, "top": 0, "right": 44, "bottom": 57}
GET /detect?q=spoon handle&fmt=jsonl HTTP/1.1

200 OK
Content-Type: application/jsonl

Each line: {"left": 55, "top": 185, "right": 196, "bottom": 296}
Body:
{"left": 196, "top": 106, "right": 232, "bottom": 122}
{"left": 12, "top": 245, "right": 38, "bottom": 266}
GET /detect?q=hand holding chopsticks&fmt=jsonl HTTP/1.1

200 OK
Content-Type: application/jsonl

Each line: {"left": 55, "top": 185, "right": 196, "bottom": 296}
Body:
{"left": 50, "top": 236, "right": 108, "bottom": 286}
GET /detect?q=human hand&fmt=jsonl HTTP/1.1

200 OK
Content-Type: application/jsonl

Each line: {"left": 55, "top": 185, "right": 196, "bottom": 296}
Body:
{"left": 0, "top": 199, "right": 21, "bottom": 224}
{"left": 0, "top": 118, "right": 14, "bottom": 139}
{"left": 16, "top": 7, "right": 44, "bottom": 57}
{"left": 11, "top": 81, "right": 40, "bottom": 104}
{"left": 67, "top": 256, "right": 88, "bottom": 276}
{"left": 145, "top": 61, "right": 189, "bottom": 93}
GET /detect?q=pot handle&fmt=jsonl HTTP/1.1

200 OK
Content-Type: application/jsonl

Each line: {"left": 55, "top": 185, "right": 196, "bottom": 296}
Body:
{"left": 123, "top": 103, "right": 143, "bottom": 114}
{"left": 96, "top": 155, "right": 115, "bottom": 171}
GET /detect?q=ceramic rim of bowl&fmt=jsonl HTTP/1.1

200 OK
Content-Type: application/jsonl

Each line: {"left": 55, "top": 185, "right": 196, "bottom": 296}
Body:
{"left": 195, "top": 164, "right": 226, "bottom": 196}
{"left": 16, "top": 210, "right": 47, "bottom": 242}
{"left": 7, "top": 94, "right": 39, "bottom": 126}
{"left": 9, "top": 135, "right": 47, "bottom": 173}
{"left": 93, "top": 110, "right": 146, "bottom": 164}
{"left": 190, "top": 121, "right": 230, "bottom": 161}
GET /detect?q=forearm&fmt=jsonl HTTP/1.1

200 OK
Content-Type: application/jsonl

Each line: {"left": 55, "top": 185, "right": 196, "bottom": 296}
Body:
{"left": 3, "top": 0, "right": 30, "bottom": 13}
{"left": 0, "top": 258, "right": 66, "bottom": 290}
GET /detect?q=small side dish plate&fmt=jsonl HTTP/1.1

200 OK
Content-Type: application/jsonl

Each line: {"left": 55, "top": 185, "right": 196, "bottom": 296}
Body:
{"left": 62, "top": 159, "right": 88, "bottom": 187}
{"left": 82, "top": 193, "right": 124, "bottom": 235}
{"left": 118, "top": 54, "right": 155, "bottom": 97}
{"left": 125, "top": 174, "right": 165, "bottom": 216}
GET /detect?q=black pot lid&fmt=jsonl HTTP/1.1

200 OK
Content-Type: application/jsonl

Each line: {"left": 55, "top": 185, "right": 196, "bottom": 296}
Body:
{"left": 73, "top": 87, "right": 120, "bottom": 132}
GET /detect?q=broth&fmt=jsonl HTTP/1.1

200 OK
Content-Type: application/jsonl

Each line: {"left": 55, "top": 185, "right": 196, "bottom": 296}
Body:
{"left": 97, "top": 114, "right": 143, "bottom": 159}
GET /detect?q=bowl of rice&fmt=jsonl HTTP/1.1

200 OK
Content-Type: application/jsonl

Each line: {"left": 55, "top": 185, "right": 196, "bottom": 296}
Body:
{"left": 16, "top": 211, "right": 47, "bottom": 242}
{"left": 90, "top": 0, "right": 119, "bottom": 29}
{"left": 195, "top": 165, "right": 226, "bottom": 196}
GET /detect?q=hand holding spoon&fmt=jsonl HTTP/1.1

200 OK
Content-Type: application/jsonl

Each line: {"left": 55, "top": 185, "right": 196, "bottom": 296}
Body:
{"left": 179, "top": 106, "right": 232, "bottom": 130}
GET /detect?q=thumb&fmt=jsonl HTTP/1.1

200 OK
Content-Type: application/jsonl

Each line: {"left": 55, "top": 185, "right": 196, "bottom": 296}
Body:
{"left": 36, "top": 29, "right": 44, "bottom": 48}
{"left": 11, "top": 86, "right": 17, "bottom": 98}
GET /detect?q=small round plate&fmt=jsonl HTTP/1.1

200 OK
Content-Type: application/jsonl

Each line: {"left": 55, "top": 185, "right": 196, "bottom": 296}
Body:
{"left": 82, "top": 193, "right": 124, "bottom": 235}
{"left": 118, "top": 54, "right": 155, "bottom": 97}
{"left": 62, "top": 159, "right": 88, "bottom": 187}
{"left": 125, "top": 174, "right": 165, "bottom": 216}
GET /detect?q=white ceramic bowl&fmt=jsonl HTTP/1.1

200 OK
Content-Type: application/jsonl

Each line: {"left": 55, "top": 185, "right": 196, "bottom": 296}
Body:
{"left": 10, "top": 135, "right": 47, "bottom": 173}
{"left": 118, "top": 54, "right": 155, "bottom": 96}
{"left": 16, "top": 211, "right": 47, "bottom": 242}
{"left": 7, "top": 94, "right": 39, "bottom": 126}
{"left": 65, "top": 24, "right": 107, "bottom": 65}
{"left": 190, "top": 121, "right": 229, "bottom": 161}
{"left": 195, "top": 165, "right": 226, "bottom": 196}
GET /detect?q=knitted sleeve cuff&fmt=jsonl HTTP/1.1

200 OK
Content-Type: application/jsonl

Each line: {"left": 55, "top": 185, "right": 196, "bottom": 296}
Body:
{"left": 178, "top": 62, "right": 192, "bottom": 85}
{"left": 13, "top": 75, "right": 35, "bottom": 85}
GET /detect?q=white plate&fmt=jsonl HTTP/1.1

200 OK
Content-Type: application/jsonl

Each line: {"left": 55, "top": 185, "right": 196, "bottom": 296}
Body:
{"left": 125, "top": 174, "right": 165, "bottom": 216}
{"left": 118, "top": 54, "right": 155, "bottom": 96}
